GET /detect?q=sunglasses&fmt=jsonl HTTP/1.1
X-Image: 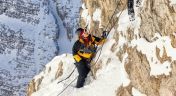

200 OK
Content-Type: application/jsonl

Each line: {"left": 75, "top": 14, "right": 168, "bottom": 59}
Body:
{"left": 83, "top": 31, "right": 89, "bottom": 34}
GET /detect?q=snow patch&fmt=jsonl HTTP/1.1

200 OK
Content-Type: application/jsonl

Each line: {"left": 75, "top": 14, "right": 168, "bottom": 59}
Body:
{"left": 93, "top": 8, "right": 102, "bottom": 28}
{"left": 132, "top": 87, "right": 147, "bottom": 96}
{"left": 170, "top": 0, "right": 176, "bottom": 5}
{"left": 93, "top": 9, "right": 101, "bottom": 21}
{"left": 118, "top": 32, "right": 127, "bottom": 47}
{"left": 117, "top": 9, "right": 131, "bottom": 32}
{"left": 150, "top": 61, "right": 171, "bottom": 76}
{"left": 82, "top": 3, "right": 86, "bottom": 9}
{"left": 81, "top": 4, "right": 91, "bottom": 29}
{"left": 121, "top": 52, "right": 130, "bottom": 86}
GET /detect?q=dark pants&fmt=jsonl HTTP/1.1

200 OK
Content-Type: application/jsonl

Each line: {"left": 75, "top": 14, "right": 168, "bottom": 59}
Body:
{"left": 74, "top": 59, "right": 90, "bottom": 88}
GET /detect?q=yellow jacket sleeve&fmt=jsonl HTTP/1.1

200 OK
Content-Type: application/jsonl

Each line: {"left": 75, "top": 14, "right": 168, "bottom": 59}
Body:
{"left": 78, "top": 51, "right": 93, "bottom": 58}
{"left": 73, "top": 55, "right": 82, "bottom": 62}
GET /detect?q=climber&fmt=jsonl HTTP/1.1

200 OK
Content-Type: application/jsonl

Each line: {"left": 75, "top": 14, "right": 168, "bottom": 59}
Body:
{"left": 72, "top": 28, "right": 107, "bottom": 88}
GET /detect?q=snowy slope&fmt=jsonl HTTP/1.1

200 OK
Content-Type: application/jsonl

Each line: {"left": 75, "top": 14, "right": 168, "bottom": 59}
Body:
{"left": 30, "top": 28, "right": 151, "bottom": 96}
{"left": 30, "top": 30, "right": 131, "bottom": 96}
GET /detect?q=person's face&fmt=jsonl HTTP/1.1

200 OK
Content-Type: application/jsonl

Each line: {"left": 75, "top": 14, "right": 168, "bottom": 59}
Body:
{"left": 82, "top": 30, "right": 89, "bottom": 38}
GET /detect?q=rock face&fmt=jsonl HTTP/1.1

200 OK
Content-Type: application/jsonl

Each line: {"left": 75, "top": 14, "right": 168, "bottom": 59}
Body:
{"left": 80, "top": 0, "right": 176, "bottom": 95}
{"left": 139, "top": 0, "right": 176, "bottom": 42}
{"left": 27, "top": 0, "right": 176, "bottom": 96}
{"left": 80, "top": 0, "right": 127, "bottom": 36}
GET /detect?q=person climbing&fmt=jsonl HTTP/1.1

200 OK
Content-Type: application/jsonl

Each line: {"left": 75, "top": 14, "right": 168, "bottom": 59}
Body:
{"left": 72, "top": 28, "right": 107, "bottom": 88}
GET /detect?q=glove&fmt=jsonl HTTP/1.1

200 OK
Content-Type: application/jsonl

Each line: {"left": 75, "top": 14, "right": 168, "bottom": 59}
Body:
{"left": 85, "top": 47, "right": 97, "bottom": 53}
{"left": 101, "top": 31, "right": 108, "bottom": 38}
{"left": 83, "top": 48, "right": 92, "bottom": 53}
{"left": 79, "top": 48, "right": 90, "bottom": 54}
{"left": 88, "top": 46, "right": 97, "bottom": 53}
{"left": 79, "top": 47, "right": 96, "bottom": 54}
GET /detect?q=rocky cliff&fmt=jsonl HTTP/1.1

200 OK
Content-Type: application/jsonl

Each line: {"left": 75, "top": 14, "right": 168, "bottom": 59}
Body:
{"left": 81, "top": 0, "right": 176, "bottom": 95}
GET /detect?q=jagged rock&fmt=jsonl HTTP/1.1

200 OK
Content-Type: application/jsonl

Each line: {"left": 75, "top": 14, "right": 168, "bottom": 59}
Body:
{"left": 125, "top": 47, "right": 160, "bottom": 96}
{"left": 170, "top": 34, "right": 176, "bottom": 48}
{"left": 156, "top": 46, "right": 171, "bottom": 63}
{"left": 139, "top": 0, "right": 176, "bottom": 42}
{"left": 116, "top": 84, "right": 132, "bottom": 96}
{"left": 80, "top": 0, "right": 127, "bottom": 35}
{"left": 55, "top": 61, "right": 63, "bottom": 79}
{"left": 27, "top": 79, "right": 36, "bottom": 96}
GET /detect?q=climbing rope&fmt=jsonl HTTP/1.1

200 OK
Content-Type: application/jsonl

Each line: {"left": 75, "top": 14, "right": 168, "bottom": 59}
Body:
{"left": 91, "top": 0, "right": 127, "bottom": 68}
{"left": 57, "top": 0, "right": 128, "bottom": 95}
{"left": 57, "top": 76, "right": 77, "bottom": 96}
{"left": 57, "top": 66, "right": 76, "bottom": 84}
{"left": 104, "top": 0, "right": 119, "bottom": 31}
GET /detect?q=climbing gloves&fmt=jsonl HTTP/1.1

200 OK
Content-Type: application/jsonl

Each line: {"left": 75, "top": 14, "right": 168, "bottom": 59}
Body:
{"left": 101, "top": 31, "right": 108, "bottom": 38}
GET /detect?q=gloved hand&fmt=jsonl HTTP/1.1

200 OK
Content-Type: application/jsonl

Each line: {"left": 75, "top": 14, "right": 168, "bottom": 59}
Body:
{"left": 101, "top": 31, "right": 108, "bottom": 38}
{"left": 83, "top": 48, "right": 92, "bottom": 53}
{"left": 79, "top": 46, "right": 97, "bottom": 55}
{"left": 79, "top": 48, "right": 92, "bottom": 54}
{"left": 88, "top": 46, "right": 97, "bottom": 53}
{"left": 82, "top": 47, "right": 96, "bottom": 53}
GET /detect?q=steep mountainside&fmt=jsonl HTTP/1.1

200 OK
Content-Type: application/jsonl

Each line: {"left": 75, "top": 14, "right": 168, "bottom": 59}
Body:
{"left": 0, "top": 0, "right": 80, "bottom": 95}
{"left": 27, "top": 0, "right": 176, "bottom": 96}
